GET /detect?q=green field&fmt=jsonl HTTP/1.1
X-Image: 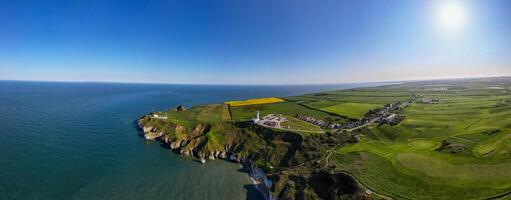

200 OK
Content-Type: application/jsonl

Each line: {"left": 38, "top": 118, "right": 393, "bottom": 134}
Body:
{"left": 332, "top": 80, "right": 511, "bottom": 199}
{"left": 280, "top": 115, "right": 323, "bottom": 136}
{"left": 320, "top": 102, "right": 380, "bottom": 119}
{"left": 142, "top": 78, "right": 511, "bottom": 199}
{"left": 229, "top": 101, "right": 345, "bottom": 123}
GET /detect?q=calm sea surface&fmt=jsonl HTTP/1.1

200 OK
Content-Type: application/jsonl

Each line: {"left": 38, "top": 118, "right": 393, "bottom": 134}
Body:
{"left": 0, "top": 81, "right": 386, "bottom": 200}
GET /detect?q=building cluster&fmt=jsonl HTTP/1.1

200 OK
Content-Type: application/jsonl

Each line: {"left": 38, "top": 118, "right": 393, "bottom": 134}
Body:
{"left": 297, "top": 97, "right": 415, "bottom": 130}
{"left": 258, "top": 114, "right": 288, "bottom": 128}
{"left": 295, "top": 114, "right": 342, "bottom": 129}
{"left": 365, "top": 103, "right": 399, "bottom": 118}
{"left": 368, "top": 90, "right": 419, "bottom": 117}
{"left": 338, "top": 117, "right": 373, "bottom": 129}
{"left": 374, "top": 113, "right": 405, "bottom": 125}
{"left": 365, "top": 102, "right": 406, "bottom": 126}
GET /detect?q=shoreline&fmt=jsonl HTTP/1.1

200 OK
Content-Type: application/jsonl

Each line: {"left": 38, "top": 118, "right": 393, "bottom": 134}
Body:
{"left": 138, "top": 122, "right": 274, "bottom": 200}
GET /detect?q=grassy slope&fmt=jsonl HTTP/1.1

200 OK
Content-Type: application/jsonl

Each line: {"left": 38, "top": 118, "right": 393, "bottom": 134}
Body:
{"left": 145, "top": 78, "right": 511, "bottom": 200}
{"left": 334, "top": 152, "right": 509, "bottom": 200}
{"left": 333, "top": 81, "right": 511, "bottom": 199}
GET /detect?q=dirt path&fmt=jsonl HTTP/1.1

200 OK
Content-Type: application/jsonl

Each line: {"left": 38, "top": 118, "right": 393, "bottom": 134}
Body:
{"left": 324, "top": 150, "right": 333, "bottom": 167}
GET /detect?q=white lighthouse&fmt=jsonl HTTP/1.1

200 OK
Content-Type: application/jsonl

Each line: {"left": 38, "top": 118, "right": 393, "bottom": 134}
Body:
{"left": 253, "top": 111, "right": 260, "bottom": 123}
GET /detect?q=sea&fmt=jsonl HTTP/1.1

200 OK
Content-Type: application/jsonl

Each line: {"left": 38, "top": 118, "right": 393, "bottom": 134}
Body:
{"left": 0, "top": 81, "right": 388, "bottom": 200}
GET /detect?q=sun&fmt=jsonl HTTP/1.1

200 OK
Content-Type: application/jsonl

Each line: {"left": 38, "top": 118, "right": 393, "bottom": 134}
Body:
{"left": 436, "top": 1, "right": 468, "bottom": 32}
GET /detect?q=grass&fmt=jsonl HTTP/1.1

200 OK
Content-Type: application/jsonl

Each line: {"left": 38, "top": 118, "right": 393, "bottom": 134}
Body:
{"left": 222, "top": 104, "right": 231, "bottom": 120}
{"left": 280, "top": 115, "right": 322, "bottom": 133}
{"left": 334, "top": 152, "right": 510, "bottom": 200}
{"left": 144, "top": 78, "right": 511, "bottom": 200}
{"left": 407, "top": 138, "right": 436, "bottom": 150}
{"left": 225, "top": 97, "right": 285, "bottom": 106}
{"left": 320, "top": 102, "right": 380, "bottom": 119}
{"left": 161, "top": 104, "right": 224, "bottom": 127}
{"left": 229, "top": 101, "right": 343, "bottom": 122}
{"left": 395, "top": 153, "right": 511, "bottom": 186}
{"left": 333, "top": 83, "right": 511, "bottom": 199}
{"left": 473, "top": 132, "right": 511, "bottom": 157}
{"left": 286, "top": 88, "right": 410, "bottom": 108}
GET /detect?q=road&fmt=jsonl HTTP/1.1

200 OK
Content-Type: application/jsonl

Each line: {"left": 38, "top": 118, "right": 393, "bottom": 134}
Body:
{"left": 337, "top": 118, "right": 377, "bottom": 132}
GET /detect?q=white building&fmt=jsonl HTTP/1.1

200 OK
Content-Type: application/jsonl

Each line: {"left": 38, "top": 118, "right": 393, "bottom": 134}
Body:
{"left": 152, "top": 113, "right": 168, "bottom": 119}
{"left": 252, "top": 111, "right": 260, "bottom": 123}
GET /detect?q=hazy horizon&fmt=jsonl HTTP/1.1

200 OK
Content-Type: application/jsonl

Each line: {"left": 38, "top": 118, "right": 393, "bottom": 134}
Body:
{"left": 1, "top": 75, "right": 510, "bottom": 86}
{"left": 1, "top": 0, "right": 510, "bottom": 84}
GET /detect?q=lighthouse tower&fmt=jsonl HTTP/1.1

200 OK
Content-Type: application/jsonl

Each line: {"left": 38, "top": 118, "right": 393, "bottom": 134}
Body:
{"left": 253, "top": 111, "right": 260, "bottom": 123}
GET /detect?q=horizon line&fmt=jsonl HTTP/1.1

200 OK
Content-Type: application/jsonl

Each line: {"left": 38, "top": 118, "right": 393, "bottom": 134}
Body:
{"left": 1, "top": 74, "right": 510, "bottom": 86}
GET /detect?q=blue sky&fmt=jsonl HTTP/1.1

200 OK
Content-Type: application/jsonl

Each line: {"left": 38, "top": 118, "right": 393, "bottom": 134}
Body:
{"left": 0, "top": 0, "right": 510, "bottom": 84}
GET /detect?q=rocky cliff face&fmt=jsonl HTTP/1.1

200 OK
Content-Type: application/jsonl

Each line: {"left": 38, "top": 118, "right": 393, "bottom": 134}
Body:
{"left": 137, "top": 114, "right": 365, "bottom": 200}
{"left": 138, "top": 117, "right": 253, "bottom": 163}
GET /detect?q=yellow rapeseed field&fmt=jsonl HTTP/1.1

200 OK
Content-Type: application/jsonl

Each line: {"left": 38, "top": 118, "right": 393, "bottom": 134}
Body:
{"left": 225, "top": 97, "right": 285, "bottom": 106}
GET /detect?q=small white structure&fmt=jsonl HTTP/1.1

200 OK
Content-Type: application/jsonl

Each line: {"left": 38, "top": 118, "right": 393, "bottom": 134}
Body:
{"left": 252, "top": 111, "right": 260, "bottom": 123}
{"left": 386, "top": 114, "right": 396, "bottom": 121}
{"left": 152, "top": 113, "right": 168, "bottom": 119}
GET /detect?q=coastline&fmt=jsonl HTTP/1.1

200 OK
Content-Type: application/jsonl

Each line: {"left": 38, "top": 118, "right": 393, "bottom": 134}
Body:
{"left": 137, "top": 118, "right": 274, "bottom": 200}
{"left": 246, "top": 161, "right": 273, "bottom": 200}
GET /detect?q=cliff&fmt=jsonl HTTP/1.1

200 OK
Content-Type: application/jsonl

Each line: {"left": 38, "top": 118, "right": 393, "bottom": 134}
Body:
{"left": 137, "top": 105, "right": 365, "bottom": 200}
{"left": 138, "top": 115, "right": 269, "bottom": 163}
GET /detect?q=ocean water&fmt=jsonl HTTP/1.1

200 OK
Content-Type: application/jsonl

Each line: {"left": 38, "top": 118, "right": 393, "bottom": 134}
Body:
{"left": 0, "top": 81, "right": 385, "bottom": 200}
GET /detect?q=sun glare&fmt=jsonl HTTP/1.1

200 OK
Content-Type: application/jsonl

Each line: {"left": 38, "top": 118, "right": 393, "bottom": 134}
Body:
{"left": 436, "top": 1, "right": 468, "bottom": 33}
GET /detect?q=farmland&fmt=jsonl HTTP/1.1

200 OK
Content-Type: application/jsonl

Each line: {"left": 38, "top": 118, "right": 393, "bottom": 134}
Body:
{"left": 333, "top": 79, "right": 511, "bottom": 199}
{"left": 225, "top": 97, "right": 285, "bottom": 106}
{"left": 320, "top": 102, "right": 380, "bottom": 119}
{"left": 229, "top": 101, "right": 342, "bottom": 122}
{"left": 139, "top": 77, "right": 511, "bottom": 200}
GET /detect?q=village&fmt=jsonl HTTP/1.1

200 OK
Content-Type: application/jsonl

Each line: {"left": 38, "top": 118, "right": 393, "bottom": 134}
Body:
{"left": 255, "top": 100, "right": 407, "bottom": 132}
{"left": 280, "top": 93, "right": 418, "bottom": 132}
{"left": 294, "top": 101, "right": 405, "bottom": 131}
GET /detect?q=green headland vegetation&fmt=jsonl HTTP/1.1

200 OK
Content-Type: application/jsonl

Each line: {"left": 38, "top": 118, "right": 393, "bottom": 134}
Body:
{"left": 138, "top": 77, "right": 511, "bottom": 200}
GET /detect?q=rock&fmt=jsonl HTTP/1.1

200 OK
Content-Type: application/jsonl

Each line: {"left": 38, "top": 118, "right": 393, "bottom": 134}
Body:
{"left": 208, "top": 154, "right": 215, "bottom": 160}
{"left": 175, "top": 125, "right": 186, "bottom": 134}
{"left": 137, "top": 119, "right": 144, "bottom": 129}
{"left": 144, "top": 131, "right": 163, "bottom": 140}
{"left": 142, "top": 126, "right": 154, "bottom": 133}
{"left": 219, "top": 151, "right": 226, "bottom": 159}
{"left": 192, "top": 124, "right": 210, "bottom": 137}
{"left": 163, "top": 135, "right": 172, "bottom": 143}
{"left": 200, "top": 158, "right": 206, "bottom": 164}
{"left": 180, "top": 140, "right": 187, "bottom": 148}
{"left": 170, "top": 141, "right": 180, "bottom": 149}
{"left": 181, "top": 149, "right": 190, "bottom": 156}
{"left": 175, "top": 105, "right": 187, "bottom": 111}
